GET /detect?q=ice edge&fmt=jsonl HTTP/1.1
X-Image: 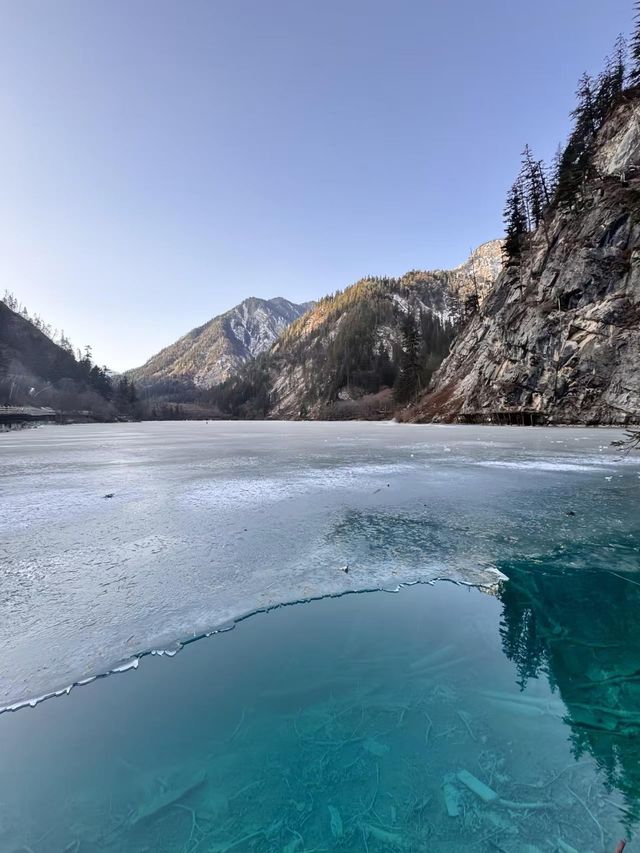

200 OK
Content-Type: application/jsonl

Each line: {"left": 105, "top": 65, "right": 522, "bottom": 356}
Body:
{"left": 0, "top": 570, "right": 508, "bottom": 716}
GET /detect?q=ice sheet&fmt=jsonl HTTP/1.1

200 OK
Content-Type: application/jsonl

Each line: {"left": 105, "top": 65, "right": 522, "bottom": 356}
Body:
{"left": 0, "top": 420, "right": 637, "bottom": 709}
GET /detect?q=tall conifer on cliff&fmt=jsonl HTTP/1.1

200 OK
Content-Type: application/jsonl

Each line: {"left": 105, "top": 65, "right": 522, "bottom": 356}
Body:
{"left": 502, "top": 180, "right": 528, "bottom": 267}
{"left": 630, "top": 1, "right": 640, "bottom": 83}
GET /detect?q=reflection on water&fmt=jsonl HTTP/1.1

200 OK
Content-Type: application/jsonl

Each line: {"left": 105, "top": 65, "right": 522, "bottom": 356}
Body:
{"left": 0, "top": 558, "right": 639, "bottom": 852}
{"left": 499, "top": 533, "right": 640, "bottom": 829}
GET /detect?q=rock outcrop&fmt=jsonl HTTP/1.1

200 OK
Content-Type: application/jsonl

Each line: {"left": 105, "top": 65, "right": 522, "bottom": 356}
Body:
{"left": 413, "top": 92, "right": 640, "bottom": 425}
{"left": 445, "top": 239, "right": 504, "bottom": 304}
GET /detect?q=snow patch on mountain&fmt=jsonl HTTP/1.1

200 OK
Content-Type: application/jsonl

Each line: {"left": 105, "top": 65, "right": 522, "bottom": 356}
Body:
{"left": 131, "top": 297, "right": 314, "bottom": 388}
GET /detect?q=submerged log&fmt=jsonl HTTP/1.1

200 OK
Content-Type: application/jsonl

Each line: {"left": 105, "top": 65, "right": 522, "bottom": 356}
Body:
{"left": 328, "top": 805, "right": 343, "bottom": 838}
{"left": 363, "top": 823, "right": 406, "bottom": 847}
{"left": 442, "top": 782, "right": 462, "bottom": 817}
{"left": 128, "top": 771, "right": 207, "bottom": 826}
{"left": 456, "top": 769, "right": 498, "bottom": 802}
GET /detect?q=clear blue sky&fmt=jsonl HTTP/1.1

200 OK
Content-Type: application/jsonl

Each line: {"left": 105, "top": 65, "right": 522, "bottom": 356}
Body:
{"left": 0, "top": 0, "right": 633, "bottom": 370}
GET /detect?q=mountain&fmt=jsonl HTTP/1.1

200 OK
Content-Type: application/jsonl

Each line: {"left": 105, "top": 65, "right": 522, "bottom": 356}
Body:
{"left": 130, "top": 296, "right": 314, "bottom": 389}
{"left": 0, "top": 300, "right": 121, "bottom": 418}
{"left": 0, "top": 300, "right": 82, "bottom": 399}
{"left": 207, "top": 242, "right": 502, "bottom": 420}
{"left": 412, "top": 89, "right": 640, "bottom": 426}
{"left": 446, "top": 239, "right": 504, "bottom": 303}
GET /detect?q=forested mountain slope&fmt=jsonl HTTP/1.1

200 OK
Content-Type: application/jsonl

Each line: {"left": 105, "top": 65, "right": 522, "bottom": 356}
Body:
{"left": 0, "top": 300, "right": 80, "bottom": 397}
{"left": 0, "top": 300, "right": 130, "bottom": 418}
{"left": 413, "top": 89, "right": 640, "bottom": 425}
{"left": 130, "top": 297, "right": 313, "bottom": 389}
{"left": 207, "top": 242, "right": 502, "bottom": 419}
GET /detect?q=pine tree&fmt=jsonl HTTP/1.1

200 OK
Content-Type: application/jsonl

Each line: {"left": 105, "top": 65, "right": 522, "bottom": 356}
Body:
{"left": 462, "top": 292, "right": 480, "bottom": 323}
{"left": 89, "top": 364, "right": 113, "bottom": 399}
{"left": 520, "top": 145, "right": 549, "bottom": 230}
{"left": 555, "top": 74, "right": 599, "bottom": 208}
{"left": 2, "top": 290, "right": 19, "bottom": 311}
{"left": 58, "top": 331, "right": 74, "bottom": 353}
{"left": 572, "top": 73, "right": 597, "bottom": 139}
{"left": 631, "top": 1, "right": 640, "bottom": 84}
{"left": 393, "top": 313, "right": 421, "bottom": 404}
{"left": 374, "top": 341, "right": 395, "bottom": 388}
{"left": 594, "top": 60, "right": 615, "bottom": 127}
{"left": 594, "top": 37, "right": 627, "bottom": 128}
{"left": 555, "top": 136, "right": 582, "bottom": 208}
{"left": 612, "top": 33, "right": 627, "bottom": 93}
{"left": 128, "top": 380, "right": 138, "bottom": 405}
{"left": 502, "top": 180, "right": 528, "bottom": 266}
{"left": 116, "top": 376, "right": 132, "bottom": 411}
{"left": 548, "top": 144, "right": 563, "bottom": 200}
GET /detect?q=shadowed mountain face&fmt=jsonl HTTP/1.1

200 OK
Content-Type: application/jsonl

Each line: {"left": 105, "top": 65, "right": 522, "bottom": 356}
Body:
{"left": 0, "top": 301, "right": 80, "bottom": 398}
{"left": 130, "top": 297, "right": 314, "bottom": 389}
{"left": 0, "top": 301, "right": 134, "bottom": 418}
{"left": 0, "top": 301, "right": 105, "bottom": 414}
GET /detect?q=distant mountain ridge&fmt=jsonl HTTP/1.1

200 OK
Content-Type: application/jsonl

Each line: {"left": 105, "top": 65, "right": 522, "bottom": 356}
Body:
{"left": 130, "top": 296, "right": 314, "bottom": 388}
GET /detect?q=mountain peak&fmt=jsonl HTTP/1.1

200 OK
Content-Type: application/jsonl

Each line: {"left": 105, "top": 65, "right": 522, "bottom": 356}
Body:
{"left": 130, "top": 296, "right": 314, "bottom": 388}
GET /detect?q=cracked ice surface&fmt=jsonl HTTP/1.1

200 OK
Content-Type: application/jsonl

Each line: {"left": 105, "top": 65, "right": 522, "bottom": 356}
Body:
{"left": 1, "top": 420, "right": 638, "bottom": 709}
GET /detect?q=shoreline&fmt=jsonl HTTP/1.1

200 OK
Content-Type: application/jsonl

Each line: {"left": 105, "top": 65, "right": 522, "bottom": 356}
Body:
{"left": 1, "top": 416, "right": 638, "bottom": 432}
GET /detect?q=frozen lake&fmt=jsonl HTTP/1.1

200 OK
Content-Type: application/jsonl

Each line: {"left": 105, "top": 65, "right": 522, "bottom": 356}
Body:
{"left": 1, "top": 420, "right": 638, "bottom": 710}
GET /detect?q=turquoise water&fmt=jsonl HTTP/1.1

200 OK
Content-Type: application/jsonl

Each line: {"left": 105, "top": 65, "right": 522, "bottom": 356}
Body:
{"left": 1, "top": 550, "right": 640, "bottom": 852}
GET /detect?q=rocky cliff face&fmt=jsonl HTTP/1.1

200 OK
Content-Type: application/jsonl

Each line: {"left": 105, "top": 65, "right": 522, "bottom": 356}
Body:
{"left": 413, "top": 92, "right": 640, "bottom": 425}
{"left": 131, "top": 296, "right": 313, "bottom": 388}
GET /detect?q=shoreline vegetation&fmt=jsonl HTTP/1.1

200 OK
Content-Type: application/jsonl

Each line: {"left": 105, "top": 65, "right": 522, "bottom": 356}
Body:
{"left": 2, "top": 409, "right": 639, "bottom": 431}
